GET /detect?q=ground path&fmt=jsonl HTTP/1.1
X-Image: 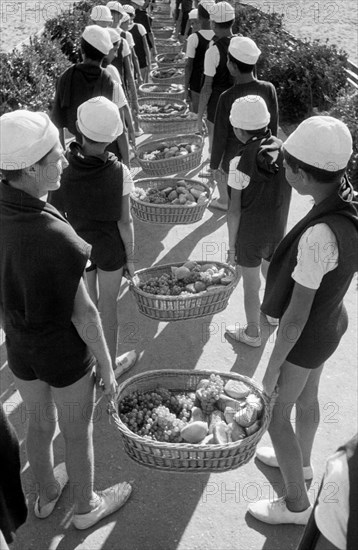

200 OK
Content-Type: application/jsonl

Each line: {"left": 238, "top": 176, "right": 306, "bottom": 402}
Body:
{"left": 1, "top": 128, "right": 357, "bottom": 550}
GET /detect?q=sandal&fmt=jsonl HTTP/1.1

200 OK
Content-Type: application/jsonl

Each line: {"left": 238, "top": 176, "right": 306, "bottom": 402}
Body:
{"left": 34, "top": 462, "right": 68, "bottom": 519}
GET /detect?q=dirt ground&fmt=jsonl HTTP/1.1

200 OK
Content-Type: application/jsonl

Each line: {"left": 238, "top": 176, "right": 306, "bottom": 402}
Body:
{"left": 1, "top": 129, "right": 357, "bottom": 550}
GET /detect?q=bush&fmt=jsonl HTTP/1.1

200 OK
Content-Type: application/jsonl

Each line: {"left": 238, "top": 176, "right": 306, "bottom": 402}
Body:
{"left": 233, "top": 3, "right": 349, "bottom": 123}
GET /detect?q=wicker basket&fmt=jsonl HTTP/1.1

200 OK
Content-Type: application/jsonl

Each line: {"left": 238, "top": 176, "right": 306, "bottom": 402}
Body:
{"left": 136, "top": 133, "right": 203, "bottom": 177}
{"left": 150, "top": 68, "right": 185, "bottom": 85}
{"left": 137, "top": 97, "right": 199, "bottom": 134}
{"left": 156, "top": 52, "right": 186, "bottom": 68}
{"left": 152, "top": 3, "right": 171, "bottom": 16}
{"left": 130, "top": 261, "right": 238, "bottom": 320}
{"left": 152, "top": 18, "right": 173, "bottom": 29}
{"left": 138, "top": 83, "right": 185, "bottom": 101}
{"left": 108, "top": 369, "right": 272, "bottom": 472}
{"left": 156, "top": 40, "right": 182, "bottom": 54}
{"left": 131, "top": 177, "right": 211, "bottom": 224}
{"left": 154, "top": 27, "right": 173, "bottom": 40}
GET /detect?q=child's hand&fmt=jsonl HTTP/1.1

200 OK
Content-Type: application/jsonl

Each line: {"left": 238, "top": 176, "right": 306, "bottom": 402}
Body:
{"left": 227, "top": 249, "right": 236, "bottom": 266}
{"left": 124, "top": 261, "right": 135, "bottom": 280}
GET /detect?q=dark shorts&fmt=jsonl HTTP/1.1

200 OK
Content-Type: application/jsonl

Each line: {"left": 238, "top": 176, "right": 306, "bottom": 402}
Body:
{"left": 236, "top": 241, "right": 276, "bottom": 268}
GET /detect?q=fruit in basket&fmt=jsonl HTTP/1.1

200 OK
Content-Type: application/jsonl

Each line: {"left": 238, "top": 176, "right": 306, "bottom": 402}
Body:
{"left": 152, "top": 67, "right": 184, "bottom": 79}
{"left": 180, "top": 421, "right": 209, "bottom": 443}
{"left": 208, "top": 410, "right": 225, "bottom": 434}
{"left": 216, "top": 394, "right": 246, "bottom": 412}
{"left": 234, "top": 405, "right": 258, "bottom": 428}
{"left": 133, "top": 179, "right": 208, "bottom": 206}
{"left": 138, "top": 101, "right": 187, "bottom": 119}
{"left": 228, "top": 421, "right": 247, "bottom": 442}
{"left": 224, "top": 380, "right": 251, "bottom": 399}
{"left": 140, "top": 141, "right": 199, "bottom": 161}
{"left": 196, "top": 374, "right": 224, "bottom": 414}
{"left": 212, "top": 422, "right": 229, "bottom": 445}
{"left": 245, "top": 420, "right": 261, "bottom": 436}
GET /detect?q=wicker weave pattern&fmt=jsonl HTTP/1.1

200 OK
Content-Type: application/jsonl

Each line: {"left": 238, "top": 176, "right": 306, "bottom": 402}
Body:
{"left": 156, "top": 41, "right": 182, "bottom": 54}
{"left": 154, "top": 28, "right": 173, "bottom": 39}
{"left": 156, "top": 53, "right": 186, "bottom": 68}
{"left": 150, "top": 68, "right": 185, "bottom": 85}
{"left": 130, "top": 261, "right": 238, "bottom": 320}
{"left": 131, "top": 177, "right": 210, "bottom": 224}
{"left": 108, "top": 369, "right": 271, "bottom": 472}
{"left": 152, "top": 18, "right": 173, "bottom": 28}
{"left": 136, "top": 134, "right": 203, "bottom": 177}
{"left": 138, "top": 83, "right": 185, "bottom": 101}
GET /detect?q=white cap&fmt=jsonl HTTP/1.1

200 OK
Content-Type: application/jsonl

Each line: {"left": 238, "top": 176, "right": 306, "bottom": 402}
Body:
{"left": 132, "top": 0, "right": 145, "bottom": 6}
{"left": 107, "top": 27, "right": 121, "bottom": 44}
{"left": 229, "top": 36, "right": 261, "bottom": 65}
{"left": 199, "top": 0, "right": 216, "bottom": 14}
{"left": 107, "top": 1, "right": 126, "bottom": 14}
{"left": 77, "top": 97, "right": 123, "bottom": 142}
{"left": 189, "top": 9, "right": 198, "bottom": 20}
{"left": 120, "top": 12, "right": 130, "bottom": 23}
{"left": 230, "top": 95, "right": 270, "bottom": 130}
{"left": 90, "top": 5, "right": 113, "bottom": 22}
{"left": 0, "top": 110, "right": 59, "bottom": 170}
{"left": 210, "top": 1, "right": 235, "bottom": 23}
{"left": 284, "top": 116, "right": 353, "bottom": 171}
{"left": 122, "top": 4, "right": 135, "bottom": 15}
{"left": 82, "top": 25, "right": 113, "bottom": 55}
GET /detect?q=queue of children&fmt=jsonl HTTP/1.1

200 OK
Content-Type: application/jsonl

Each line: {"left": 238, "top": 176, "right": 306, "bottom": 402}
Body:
{"left": 1, "top": 0, "right": 358, "bottom": 542}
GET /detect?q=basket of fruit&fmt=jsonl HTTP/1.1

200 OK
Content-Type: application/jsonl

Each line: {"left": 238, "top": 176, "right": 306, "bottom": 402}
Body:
{"left": 131, "top": 178, "right": 211, "bottom": 224}
{"left": 130, "top": 260, "right": 239, "bottom": 320}
{"left": 138, "top": 83, "right": 185, "bottom": 100}
{"left": 138, "top": 98, "right": 197, "bottom": 134}
{"left": 153, "top": 27, "right": 173, "bottom": 40}
{"left": 155, "top": 40, "right": 182, "bottom": 54}
{"left": 108, "top": 369, "right": 272, "bottom": 472}
{"left": 152, "top": 18, "right": 173, "bottom": 29}
{"left": 155, "top": 52, "right": 186, "bottom": 68}
{"left": 152, "top": 2, "right": 171, "bottom": 16}
{"left": 136, "top": 134, "right": 203, "bottom": 177}
{"left": 150, "top": 67, "right": 185, "bottom": 85}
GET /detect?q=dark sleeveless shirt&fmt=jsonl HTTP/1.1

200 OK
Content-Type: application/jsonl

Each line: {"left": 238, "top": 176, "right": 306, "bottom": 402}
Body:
{"left": 190, "top": 31, "right": 211, "bottom": 93}
{"left": 207, "top": 36, "right": 234, "bottom": 122}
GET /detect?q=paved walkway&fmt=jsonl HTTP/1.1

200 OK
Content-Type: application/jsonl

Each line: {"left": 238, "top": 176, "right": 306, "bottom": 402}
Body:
{"left": 1, "top": 130, "right": 357, "bottom": 550}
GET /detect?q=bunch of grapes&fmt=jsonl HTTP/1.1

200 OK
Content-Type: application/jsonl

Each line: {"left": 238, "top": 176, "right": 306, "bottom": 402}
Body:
{"left": 139, "top": 273, "right": 186, "bottom": 296}
{"left": 197, "top": 374, "right": 224, "bottom": 414}
{"left": 152, "top": 405, "right": 187, "bottom": 442}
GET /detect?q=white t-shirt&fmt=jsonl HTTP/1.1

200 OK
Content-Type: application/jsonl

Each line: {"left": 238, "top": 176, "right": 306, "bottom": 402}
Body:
{"left": 105, "top": 64, "right": 122, "bottom": 86}
{"left": 227, "top": 155, "right": 250, "bottom": 190}
{"left": 123, "top": 30, "right": 135, "bottom": 49}
{"left": 122, "top": 164, "right": 135, "bottom": 195}
{"left": 129, "top": 22, "right": 147, "bottom": 37}
{"left": 186, "top": 30, "right": 215, "bottom": 58}
{"left": 204, "top": 43, "right": 221, "bottom": 77}
{"left": 292, "top": 223, "right": 339, "bottom": 290}
{"left": 121, "top": 36, "right": 131, "bottom": 57}
{"left": 315, "top": 450, "right": 349, "bottom": 550}
{"left": 104, "top": 65, "right": 127, "bottom": 108}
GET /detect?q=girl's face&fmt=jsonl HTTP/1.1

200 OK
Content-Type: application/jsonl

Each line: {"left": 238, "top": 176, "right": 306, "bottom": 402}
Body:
{"left": 191, "top": 19, "right": 200, "bottom": 33}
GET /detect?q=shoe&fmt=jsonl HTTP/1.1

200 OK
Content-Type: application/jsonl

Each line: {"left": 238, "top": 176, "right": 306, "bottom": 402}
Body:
{"left": 225, "top": 326, "right": 262, "bottom": 347}
{"left": 34, "top": 462, "right": 68, "bottom": 519}
{"left": 266, "top": 315, "right": 279, "bottom": 326}
{"left": 256, "top": 447, "right": 314, "bottom": 480}
{"left": 135, "top": 128, "right": 144, "bottom": 137}
{"left": 209, "top": 198, "right": 227, "bottom": 211}
{"left": 248, "top": 497, "right": 312, "bottom": 525}
{"left": 114, "top": 350, "right": 138, "bottom": 379}
{"left": 73, "top": 482, "right": 132, "bottom": 530}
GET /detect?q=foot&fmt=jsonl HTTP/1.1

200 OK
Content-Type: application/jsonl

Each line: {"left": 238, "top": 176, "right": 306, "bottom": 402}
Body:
{"left": 135, "top": 128, "right": 144, "bottom": 137}
{"left": 73, "top": 482, "right": 132, "bottom": 530}
{"left": 256, "top": 447, "right": 314, "bottom": 480}
{"left": 209, "top": 198, "right": 228, "bottom": 211}
{"left": 114, "top": 350, "right": 138, "bottom": 379}
{"left": 225, "top": 326, "right": 262, "bottom": 347}
{"left": 248, "top": 497, "right": 312, "bottom": 525}
{"left": 34, "top": 463, "right": 68, "bottom": 519}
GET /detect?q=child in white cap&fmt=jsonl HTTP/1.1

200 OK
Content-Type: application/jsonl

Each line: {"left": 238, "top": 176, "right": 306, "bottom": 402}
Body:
{"left": 225, "top": 95, "right": 291, "bottom": 347}
{"left": 51, "top": 25, "right": 132, "bottom": 166}
{"left": 51, "top": 96, "right": 138, "bottom": 377}
{"left": 90, "top": 5, "right": 113, "bottom": 27}
{"left": 132, "top": 0, "right": 157, "bottom": 61}
{"left": 185, "top": 2, "right": 215, "bottom": 113}
{"left": 197, "top": 1, "right": 235, "bottom": 154}
{"left": 250, "top": 116, "right": 358, "bottom": 525}
{"left": 0, "top": 110, "right": 132, "bottom": 528}
{"left": 124, "top": 4, "right": 151, "bottom": 82}
{"left": 210, "top": 35, "right": 278, "bottom": 210}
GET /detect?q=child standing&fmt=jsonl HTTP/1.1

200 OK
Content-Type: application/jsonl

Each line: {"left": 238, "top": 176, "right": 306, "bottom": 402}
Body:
{"left": 225, "top": 96, "right": 292, "bottom": 346}
{"left": 53, "top": 96, "right": 137, "bottom": 377}
{"left": 249, "top": 116, "right": 358, "bottom": 525}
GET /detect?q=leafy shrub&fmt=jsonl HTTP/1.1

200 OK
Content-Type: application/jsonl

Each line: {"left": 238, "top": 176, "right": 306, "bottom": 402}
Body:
{"left": 0, "top": 35, "right": 70, "bottom": 116}
{"left": 233, "top": 3, "right": 349, "bottom": 123}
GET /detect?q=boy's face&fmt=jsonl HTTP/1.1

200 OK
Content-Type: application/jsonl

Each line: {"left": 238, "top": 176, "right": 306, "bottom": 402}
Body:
{"left": 283, "top": 157, "right": 306, "bottom": 194}
{"left": 191, "top": 19, "right": 200, "bottom": 32}
{"left": 107, "top": 42, "right": 119, "bottom": 63}
{"left": 30, "top": 142, "right": 68, "bottom": 198}
{"left": 227, "top": 56, "right": 236, "bottom": 76}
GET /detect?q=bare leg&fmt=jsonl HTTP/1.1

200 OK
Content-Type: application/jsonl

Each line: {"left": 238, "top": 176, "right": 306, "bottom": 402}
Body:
{"left": 52, "top": 370, "right": 97, "bottom": 514}
{"left": 206, "top": 120, "right": 214, "bottom": 155}
{"left": 97, "top": 267, "right": 123, "bottom": 364}
{"left": 213, "top": 168, "right": 228, "bottom": 208}
{"left": 268, "top": 360, "right": 312, "bottom": 512}
{"left": 85, "top": 269, "right": 98, "bottom": 307}
{"left": 295, "top": 364, "right": 324, "bottom": 467}
{"left": 241, "top": 265, "right": 261, "bottom": 338}
{"left": 261, "top": 258, "right": 270, "bottom": 280}
{"left": 13, "top": 377, "right": 58, "bottom": 507}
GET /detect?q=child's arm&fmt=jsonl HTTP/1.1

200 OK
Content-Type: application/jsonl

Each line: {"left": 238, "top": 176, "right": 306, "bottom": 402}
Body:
{"left": 197, "top": 75, "right": 213, "bottom": 133}
{"left": 184, "top": 57, "right": 194, "bottom": 102}
{"left": 262, "top": 283, "right": 316, "bottom": 395}
{"left": 142, "top": 33, "right": 151, "bottom": 70}
{"left": 226, "top": 188, "right": 242, "bottom": 265}
{"left": 117, "top": 168, "right": 135, "bottom": 277}
{"left": 122, "top": 104, "right": 136, "bottom": 147}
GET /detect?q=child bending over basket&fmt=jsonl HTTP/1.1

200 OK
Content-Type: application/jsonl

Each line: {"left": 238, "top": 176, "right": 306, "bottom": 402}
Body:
{"left": 50, "top": 96, "right": 138, "bottom": 378}
{"left": 249, "top": 116, "right": 358, "bottom": 525}
{"left": 225, "top": 95, "right": 292, "bottom": 347}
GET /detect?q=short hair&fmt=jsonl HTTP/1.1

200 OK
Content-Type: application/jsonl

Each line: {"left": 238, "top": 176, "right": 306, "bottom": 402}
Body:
{"left": 1, "top": 146, "right": 56, "bottom": 182}
{"left": 227, "top": 52, "right": 255, "bottom": 73}
{"left": 214, "top": 19, "right": 234, "bottom": 30}
{"left": 198, "top": 5, "right": 210, "bottom": 19}
{"left": 283, "top": 149, "right": 346, "bottom": 184}
{"left": 80, "top": 37, "right": 105, "bottom": 62}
